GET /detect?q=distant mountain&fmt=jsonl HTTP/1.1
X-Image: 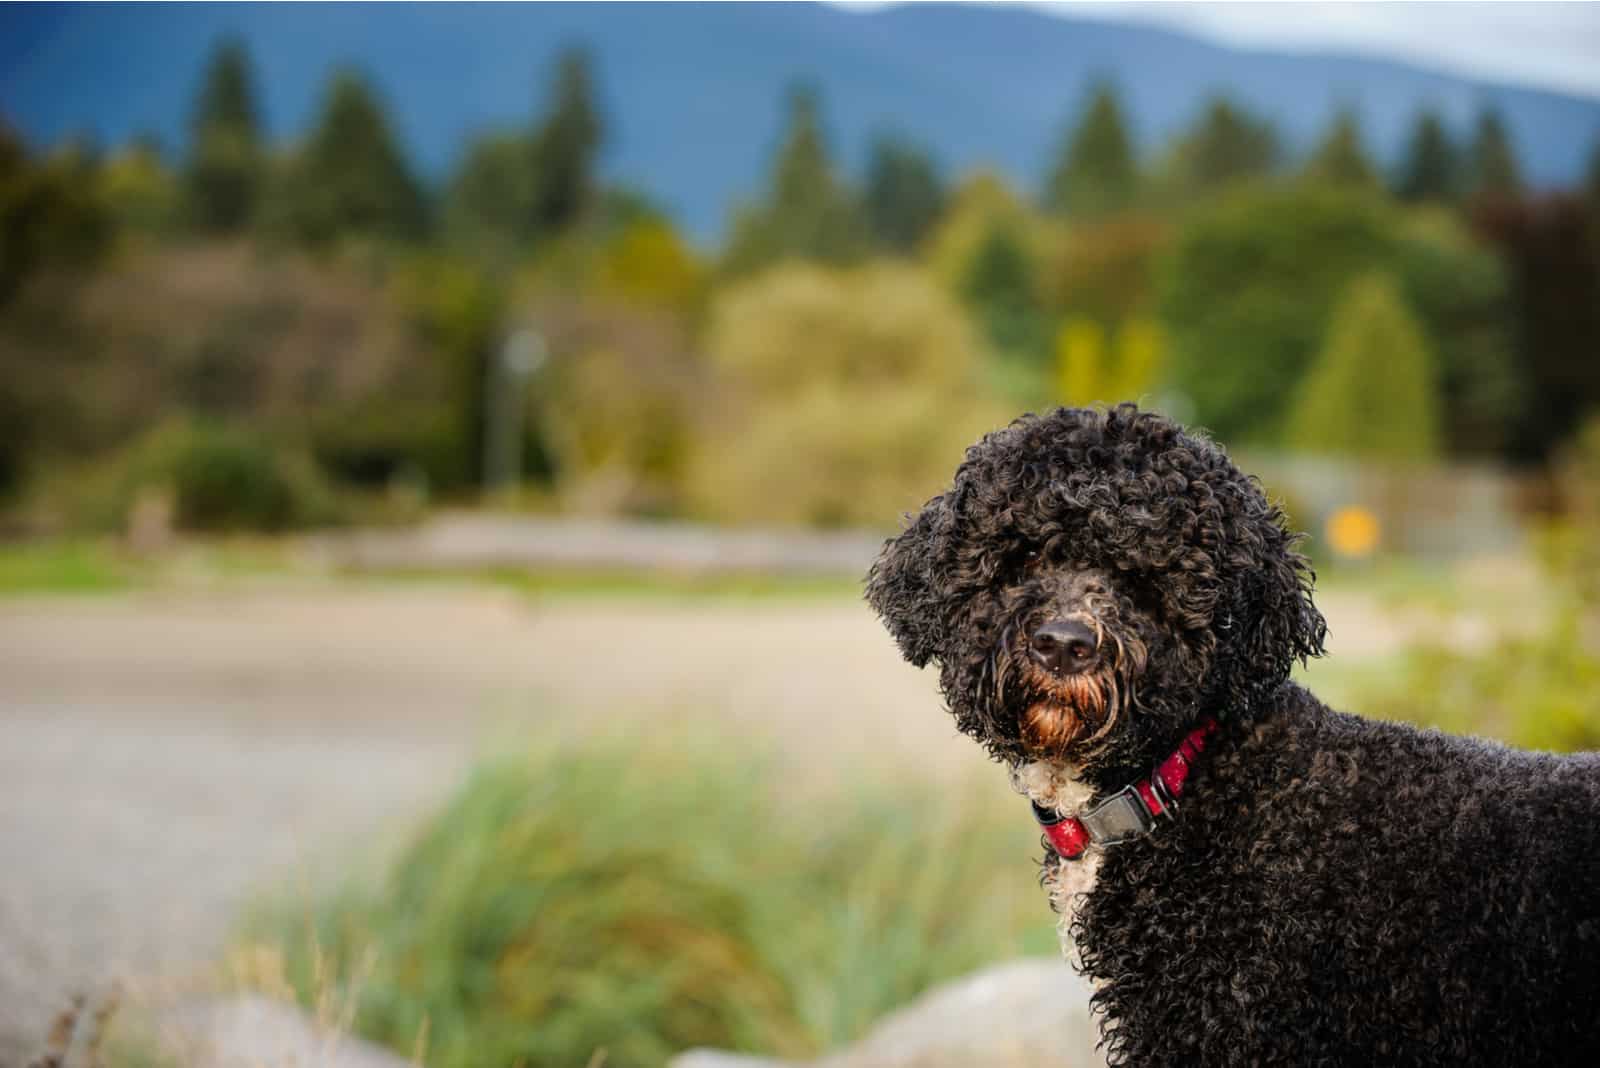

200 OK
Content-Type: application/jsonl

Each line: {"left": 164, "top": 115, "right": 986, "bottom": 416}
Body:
{"left": 5, "top": 2, "right": 1599, "bottom": 240}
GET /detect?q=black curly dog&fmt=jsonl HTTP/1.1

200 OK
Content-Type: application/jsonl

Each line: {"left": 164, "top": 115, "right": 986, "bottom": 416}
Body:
{"left": 866, "top": 404, "right": 1600, "bottom": 1066}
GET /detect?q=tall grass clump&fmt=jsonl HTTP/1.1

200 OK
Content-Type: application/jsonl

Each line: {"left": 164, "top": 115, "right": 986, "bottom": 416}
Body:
{"left": 249, "top": 733, "right": 1048, "bottom": 1067}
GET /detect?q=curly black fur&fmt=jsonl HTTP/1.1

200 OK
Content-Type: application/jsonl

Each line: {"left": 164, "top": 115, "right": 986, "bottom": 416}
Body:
{"left": 866, "top": 404, "right": 1600, "bottom": 1066}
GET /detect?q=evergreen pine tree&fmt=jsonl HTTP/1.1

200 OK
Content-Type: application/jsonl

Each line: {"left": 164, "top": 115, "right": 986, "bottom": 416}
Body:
{"left": 961, "top": 220, "right": 1046, "bottom": 360}
{"left": 445, "top": 133, "right": 537, "bottom": 252}
{"left": 104, "top": 130, "right": 179, "bottom": 234}
{"left": 1289, "top": 273, "right": 1440, "bottom": 462}
{"left": 1044, "top": 81, "right": 1138, "bottom": 217}
{"left": 1468, "top": 107, "right": 1523, "bottom": 197}
{"left": 721, "top": 85, "right": 867, "bottom": 272}
{"left": 1394, "top": 110, "right": 1462, "bottom": 203}
{"left": 771, "top": 86, "right": 836, "bottom": 221}
{"left": 1173, "top": 96, "right": 1280, "bottom": 192}
{"left": 1587, "top": 139, "right": 1600, "bottom": 245}
{"left": 184, "top": 37, "right": 264, "bottom": 232}
{"left": 529, "top": 48, "right": 602, "bottom": 235}
{"left": 1589, "top": 140, "right": 1600, "bottom": 207}
{"left": 1304, "top": 107, "right": 1378, "bottom": 187}
{"left": 287, "top": 69, "right": 426, "bottom": 244}
{"left": 0, "top": 121, "right": 111, "bottom": 305}
{"left": 862, "top": 133, "right": 945, "bottom": 253}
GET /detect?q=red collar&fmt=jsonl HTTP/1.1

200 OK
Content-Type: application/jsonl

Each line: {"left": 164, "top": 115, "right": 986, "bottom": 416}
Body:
{"left": 1031, "top": 718, "right": 1219, "bottom": 860}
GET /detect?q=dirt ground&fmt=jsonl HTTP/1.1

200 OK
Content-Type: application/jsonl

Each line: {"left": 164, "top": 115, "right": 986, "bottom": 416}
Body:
{"left": 0, "top": 581, "right": 1419, "bottom": 1058}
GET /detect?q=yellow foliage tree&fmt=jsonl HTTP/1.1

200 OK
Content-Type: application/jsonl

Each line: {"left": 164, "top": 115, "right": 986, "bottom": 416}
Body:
{"left": 693, "top": 262, "right": 1006, "bottom": 526}
{"left": 101, "top": 139, "right": 179, "bottom": 235}
{"left": 1288, "top": 273, "right": 1440, "bottom": 462}
{"left": 926, "top": 171, "right": 1057, "bottom": 293}
{"left": 1055, "top": 316, "right": 1165, "bottom": 407}
{"left": 1056, "top": 318, "right": 1107, "bottom": 406}
{"left": 597, "top": 217, "right": 703, "bottom": 311}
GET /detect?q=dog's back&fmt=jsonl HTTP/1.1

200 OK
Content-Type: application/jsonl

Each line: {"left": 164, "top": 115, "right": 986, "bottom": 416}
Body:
{"left": 1072, "top": 682, "right": 1600, "bottom": 1066}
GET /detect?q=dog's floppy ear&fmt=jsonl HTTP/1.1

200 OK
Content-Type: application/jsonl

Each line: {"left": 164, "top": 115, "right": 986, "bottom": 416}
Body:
{"left": 1245, "top": 533, "right": 1328, "bottom": 674}
{"left": 1218, "top": 499, "right": 1328, "bottom": 705}
{"left": 865, "top": 493, "right": 953, "bottom": 668}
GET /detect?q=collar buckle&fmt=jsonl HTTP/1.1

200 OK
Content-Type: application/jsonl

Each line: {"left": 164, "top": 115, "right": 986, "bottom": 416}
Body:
{"left": 1078, "top": 783, "right": 1155, "bottom": 847}
{"left": 1148, "top": 771, "right": 1179, "bottom": 821}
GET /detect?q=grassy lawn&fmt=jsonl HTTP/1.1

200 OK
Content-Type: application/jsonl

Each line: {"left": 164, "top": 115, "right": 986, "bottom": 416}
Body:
{"left": 0, "top": 539, "right": 142, "bottom": 594}
{"left": 0, "top": 538, "right": 307, "bottom": 596}
{"left": 375, "top": 565, "right": 863, "bottom": 601}
{"left": 0, "top": 536, "right": 866, "bottom": 602}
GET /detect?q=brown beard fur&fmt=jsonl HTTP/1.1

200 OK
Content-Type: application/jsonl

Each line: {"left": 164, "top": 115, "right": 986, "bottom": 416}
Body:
{"left": 1021, "top": 670, "right": 1117, "bottom": 755}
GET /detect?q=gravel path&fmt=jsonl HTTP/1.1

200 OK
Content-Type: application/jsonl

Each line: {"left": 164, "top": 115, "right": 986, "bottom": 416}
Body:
{"left": 0, "top": 581, "right": 1419, "bottom": 1059}
{"left": 0, "top": 585, "right": 957, "bottom": 1058}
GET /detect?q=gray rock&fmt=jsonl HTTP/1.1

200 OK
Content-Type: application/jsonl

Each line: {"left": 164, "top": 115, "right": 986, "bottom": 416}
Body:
{"left": 672, "top": 957, "right": 1104, "bottom": 1068}
{"left": 672, "top": 1053, "right": 790, "bottom": 1068}
{"left": 154, "top": 995, "right": 413, "bottom": 1068}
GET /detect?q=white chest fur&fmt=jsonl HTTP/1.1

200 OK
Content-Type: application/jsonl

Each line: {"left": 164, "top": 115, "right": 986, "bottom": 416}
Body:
{"left": 1011, "top": 759, "right": 1103, "bottom": 966}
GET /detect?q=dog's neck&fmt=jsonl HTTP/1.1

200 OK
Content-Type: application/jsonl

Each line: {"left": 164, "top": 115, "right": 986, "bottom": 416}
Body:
{"left": 1011, "top": 718, "right": 1220, "bottom": 859}
{"left": 1011, "top": 759, "right": 1097, "bottom": 819}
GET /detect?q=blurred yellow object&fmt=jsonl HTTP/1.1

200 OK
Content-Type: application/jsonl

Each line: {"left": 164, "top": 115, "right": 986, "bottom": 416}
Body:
{"left": 1327, "top": 505, "right": 1381, "bottom": 559}
{"left": 1057, "top": 317, "right": 1108, "bottom": 405}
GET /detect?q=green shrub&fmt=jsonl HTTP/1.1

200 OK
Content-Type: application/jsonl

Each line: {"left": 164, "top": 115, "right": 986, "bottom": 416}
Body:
{"left": 0, "top": 539, "right": 135, "bottom": 594}
{"left": 1159, "top": 183, "right": 1513, "bottom": 450}
{"left": 75, "top": 420, "right": 340, "bottom": 533}
{"left": 1359, "top": 421, "right": 1600, "bottom": 749}
{"left": 308, "top": 401, "right": 464, "bottom": 496}
{"left": 1287, "top": 272, "right": 1440, "bottom": 462}
{"left": 691, "top": 262, "right": 1007, "bottom": 527}
{"left": 249, "top": 733, "right": 1049, "bottom": 1067}
{"left": 1358, "top": 608, "right": 1600, "bottom": 752}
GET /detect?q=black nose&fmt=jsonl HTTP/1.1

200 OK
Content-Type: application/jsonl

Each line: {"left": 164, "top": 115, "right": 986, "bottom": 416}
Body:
{"left": 1030, "top": 619, "right": 1098, "bottom": 675}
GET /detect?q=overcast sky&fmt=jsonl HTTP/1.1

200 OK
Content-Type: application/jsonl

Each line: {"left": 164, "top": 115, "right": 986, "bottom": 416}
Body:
{"left": 845, "top": 2, "right": 1600, "bottom": 100}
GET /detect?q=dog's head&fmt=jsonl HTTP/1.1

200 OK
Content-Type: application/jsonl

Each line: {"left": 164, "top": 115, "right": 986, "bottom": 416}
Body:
{"left": 865, "top": 404, "right": 1325, "bottom": 780}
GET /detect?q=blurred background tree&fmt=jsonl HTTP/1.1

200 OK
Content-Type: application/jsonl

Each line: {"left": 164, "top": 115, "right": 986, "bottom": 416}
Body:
{"left": 183, "top": 38, "right": 264, "bottom": 233}
{"left": 593, "top": 215, "right": 704, "bottom": 312}
{"left": 440, "top": 48, "right": 603, "bottom": 261}
{"left": 0, "top": 123, "right": 110, "bottom": 308}
{"left": 444, "top": 132, "right": 538, "bottom": 258}
{"left": 1161, "top": 183, "right": 1514, "bottom": 451}
{"left": 267, "top": 69, "right": 428, "bottom": 247}
{"left": 926, "top": 171, "right": 1033, "bottom": 288}
{"left": 1470, "top": 194, "right": 1600, "bottom": 462}
{"left": 1394, "top": 109, "right": 1463, "bottom": 203}
{"left": 528, "top": 48, "right": 602, "bottom": 237}
{"left": 0, "top": 126, "right": 114, "bottom": 499}
{"left": 1303, "top": 107, "right": 1379, "bottom": 189}
{"left": 4, "top": 22, "right": 1600, "bottom": 535}
{"left": 960, "top": 220, "right": 1047, "bottom": 364}
{"left": 1044, "top": 80, "right": 1139, "bottom": 218}
{"left": 101, "top": 133, "right": 181, "bottom": 236}
{"left": 1038, "top": 215, "right": 1166, "bottom": 329}
{"left": 1589, "top": 144, "right": 1600, "bottom": 223}
{"left": 1467, "top": 107, "right": 1523, "bottom": 198}
{"left": 1164, "top": 95, "right": 1280, "bottom": 196}
{"left": 862, "top": 133, "right": 945, "bottom": 254}
{"left": 1288, "top": 273, "right": 1440, "bottom": 462}
{"left": 691, "top": 263, "right": 1001, "bottom": 526}
{"left": 1056, "top": 317, "right": 1164, "bottom": 408}
{"left": 723, "top": 86, "right": 868, "bottom": 274}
